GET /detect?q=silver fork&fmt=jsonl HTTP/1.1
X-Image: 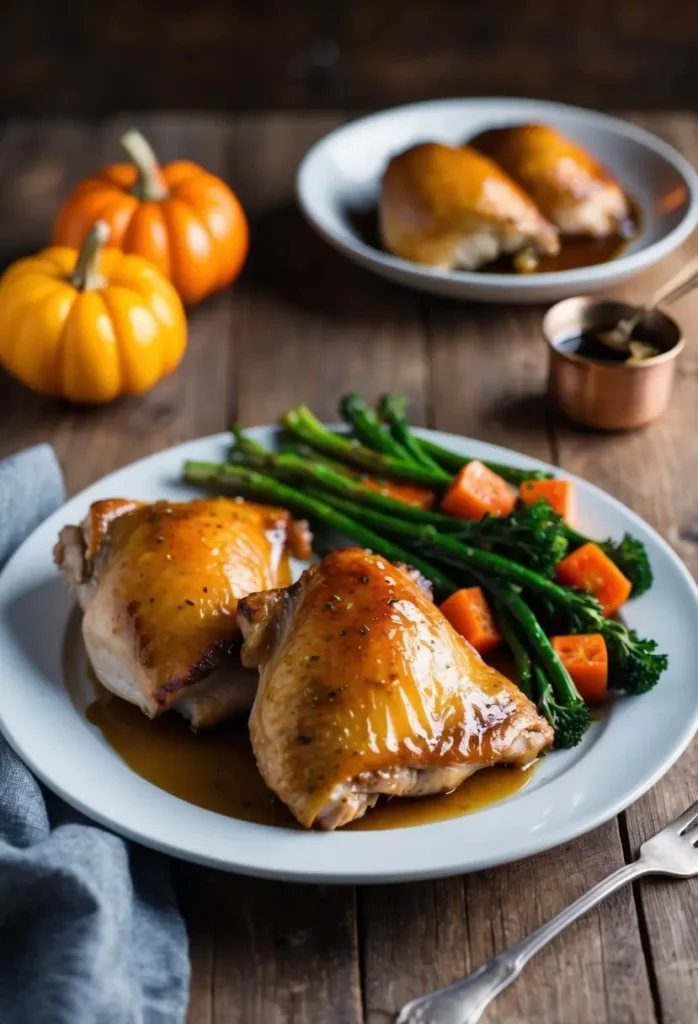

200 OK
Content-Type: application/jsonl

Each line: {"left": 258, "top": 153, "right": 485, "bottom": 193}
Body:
{"left": 396, "top": 799, "right": 698, "bottom": 1024}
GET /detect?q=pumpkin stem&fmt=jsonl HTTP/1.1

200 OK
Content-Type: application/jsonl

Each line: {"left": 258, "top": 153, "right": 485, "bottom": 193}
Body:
{"left": 120, "top": 128, "right": 169, "bottom": 201}
{"left": 70, "top": 220, "right": 110, "bottom": 291}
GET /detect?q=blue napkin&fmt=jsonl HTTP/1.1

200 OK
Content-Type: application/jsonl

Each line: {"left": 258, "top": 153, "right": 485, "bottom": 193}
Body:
{"left": 0, "top": 445, "right": 190, "bottom": 1024}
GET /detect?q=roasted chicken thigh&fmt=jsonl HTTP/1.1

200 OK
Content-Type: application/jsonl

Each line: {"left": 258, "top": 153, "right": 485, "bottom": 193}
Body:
{"left": 55, "top": 497, "right": 311, "bottom": 728}
{"left": 238, "top": 548, "right": 553, "bottom": 829}
{"left": 470, "top": 124, "right": 630, "bottom": 238}
{"left": 379, "top": 142, "right": 559, "bottom": 270}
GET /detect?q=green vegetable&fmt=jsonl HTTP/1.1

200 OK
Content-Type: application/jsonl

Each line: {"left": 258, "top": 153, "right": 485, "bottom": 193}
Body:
{"left": 282, "top": 403, "right": 546, "bottom": 488}
{"left": 482, "top": 580, "right": 590, "bottom": 749}
{"left": 339, "top": 393, "right": 411, "bottom": 460}
{"left": 227, "top": 437, "right": 567, "bottom": 574}
{"left": 229, "top": 444, "right": 449, "bottom": 524}
{"left": 282, "top": 405, "right": 447, "bottom": 486}
{"left": 533, "top": 664, "right": 591, "bottom": 750}
{"left": 494, "top": 601, "right": 533, "bottom": 700}
{"left": 417, "top": 435, "right": 553, "bottom": 485}
{"left": 378, "top": 393, "right": 445, "bottom": 472}
{"left": 494, "top": 595, "right": 590, "bottom": 747}
{"left": 378, "top": 390, "right": 550, "bottom": 485}
{"left": 304, "top": 486, "right": 567, "bottom": 579}
{"left": 439, "top": 540, "right": 666, "bottom": 696}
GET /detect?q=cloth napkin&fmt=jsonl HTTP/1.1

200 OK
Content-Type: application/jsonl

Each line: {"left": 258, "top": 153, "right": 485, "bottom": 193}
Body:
{"left": 0, "top": 445, "right": 190, "bottom": 1024}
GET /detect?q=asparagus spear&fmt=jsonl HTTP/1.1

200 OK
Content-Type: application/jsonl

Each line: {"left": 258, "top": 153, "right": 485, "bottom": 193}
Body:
{"left": 229, "top": 446, "right": 458, "bottom": 529}
{"left": 339, "top": 393, "right": 412, "bottom": 460}
{"left": 282, "top": 405, "right": 448, "bottom": 486}
{"left": 418, "top": 436, "right": 553, "bottom": 485}
{"left": 228, "top": 438, "right": 568, "bottom": 574}
{"left": 378, "top": 393, "right": 445, "bottom": 472}
{"left": 483, "top": 580, "right": 590, "bottom": 748}
{"left": 494, "top": 601, "right": 534, "bottom": 700}
{"left": 283, "top": 404, "right": 547, "bottom": 488}
{"left": 298, "top": 488, "right": 565, "bottom": 594}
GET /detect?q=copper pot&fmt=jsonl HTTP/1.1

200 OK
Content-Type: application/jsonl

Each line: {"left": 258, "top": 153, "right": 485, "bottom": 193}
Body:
{"left": 543, "top": 297, "right": 684, "bottom": 431}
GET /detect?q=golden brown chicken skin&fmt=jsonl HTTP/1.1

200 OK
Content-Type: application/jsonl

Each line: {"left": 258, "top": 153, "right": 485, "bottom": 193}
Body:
{"left": 55, "top": 497, "right": 311, "bottom": 726}
{"left": 470, "top": 124, "right": 630, "bottom": 237}
{"left": 379, "top": 141, "right": 559, "bottom": 270}
{"left": 238, "top": 548, "right": 553, "bottom": 829}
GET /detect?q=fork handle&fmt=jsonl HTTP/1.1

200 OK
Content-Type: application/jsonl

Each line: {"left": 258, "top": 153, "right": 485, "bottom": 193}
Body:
{"left": 396, "top": 860, "right": 651, "bottom": 1024}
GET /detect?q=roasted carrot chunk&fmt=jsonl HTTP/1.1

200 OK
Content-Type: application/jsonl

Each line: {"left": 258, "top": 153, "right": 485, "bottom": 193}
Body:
{"left": 556, "top": 542, "right": 632, "bottom": 616}
{"left": 441, "top": 461, "right": 516, "bottom": 520}
{"left": 519, "top": 478, "right": 574, "bottom": 523}
{"left": 440, "top": 587, "right": 503, "bottom": 655}
{"left": 362, "top": 477, "right": 435, "bottom": 510}
{"left": 552, "top": 634, "right": 608, "bottom": 704}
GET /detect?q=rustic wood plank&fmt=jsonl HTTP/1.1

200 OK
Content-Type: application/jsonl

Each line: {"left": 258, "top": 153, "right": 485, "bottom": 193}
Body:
{"left": 554, "top": 113, "right": 698, "bottom": 1024}
{"left": 381, "top": 298, "right": 656, "bottom": 1024}
{"left": 180, "top": 870, "right": 362, "bottom": 1024}
{"left": 360, "top": 879, "right": 469, "bottom": 1024}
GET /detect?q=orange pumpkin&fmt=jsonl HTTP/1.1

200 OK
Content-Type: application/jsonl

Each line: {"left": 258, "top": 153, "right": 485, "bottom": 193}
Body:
{"left": 52, "top": 129, "right": 248, "bottom": 305}
{"left": 0, "top": 221, "right": 187, "bottom": 403}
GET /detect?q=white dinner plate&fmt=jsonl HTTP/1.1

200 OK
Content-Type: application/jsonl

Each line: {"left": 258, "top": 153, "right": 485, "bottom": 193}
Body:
{"left": 297, "top": 98, "right": 698, "bottom": 303}
{"left": 0, "top": 427, "right": 697, "bottom": 883}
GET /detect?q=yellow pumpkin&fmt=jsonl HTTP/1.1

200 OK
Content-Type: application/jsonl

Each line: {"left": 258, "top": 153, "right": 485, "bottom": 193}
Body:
{"left": 0, "top": 220, "right": 187, "bottom": 403}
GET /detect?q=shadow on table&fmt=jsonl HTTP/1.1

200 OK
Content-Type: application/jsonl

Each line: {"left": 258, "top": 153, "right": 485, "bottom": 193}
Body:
{"left": 243, "top": 200, "right": 422, "bottom": 321}
{"left": 490, "top": 393, "right": 552, "bottom": 443}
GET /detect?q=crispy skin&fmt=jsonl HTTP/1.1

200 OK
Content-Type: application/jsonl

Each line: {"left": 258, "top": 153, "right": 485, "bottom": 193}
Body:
{"left": 470, "top": 124, "right": 629, "bottom": 237}
{"left": 239, "top": 548, "right": 553, "bottom": 829}
{"left": 379, "top": 142, "right": 559, "bottom": 269}
{"left": 55, "top": 497, "right": 311, "bottom": 721}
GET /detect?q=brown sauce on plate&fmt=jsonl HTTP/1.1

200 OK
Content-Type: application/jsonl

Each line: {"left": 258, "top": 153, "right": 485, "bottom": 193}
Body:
{"left": 347, "top": 203, "right": 640, "bottom": 274}
{"left": 64, "top": 612, "right": 535, "bottom": 831}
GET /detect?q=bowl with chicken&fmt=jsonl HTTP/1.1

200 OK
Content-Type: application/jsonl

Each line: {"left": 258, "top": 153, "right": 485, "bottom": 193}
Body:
{"left": 297, "top": 98, "right": 698, "bottom": 303}
{"left": 1, "top": 412, "right": 697, "bottom": 883}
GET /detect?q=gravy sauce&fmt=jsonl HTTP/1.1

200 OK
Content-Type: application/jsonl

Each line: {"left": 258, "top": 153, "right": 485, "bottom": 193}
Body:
{"left": 347, "top": 203, "right": 639, "bottom": 275}
{"left": 65, "top": 611, "right": 535, "bottom": 831}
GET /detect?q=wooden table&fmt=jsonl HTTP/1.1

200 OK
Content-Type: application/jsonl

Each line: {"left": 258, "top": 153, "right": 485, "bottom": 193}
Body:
{"left": 1, "top": 113, "right": 697, "bottom": 1024}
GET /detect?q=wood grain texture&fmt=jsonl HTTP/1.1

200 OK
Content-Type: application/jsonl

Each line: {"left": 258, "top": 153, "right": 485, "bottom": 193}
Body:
{"left": 177, "top": 868, "right": 362, "bottom": 1024}
{"left": 2, "top": 0, "right": 698, "bottom": 115}
{"left": 1, "top": 112, "right": 697, "bottom": 1024}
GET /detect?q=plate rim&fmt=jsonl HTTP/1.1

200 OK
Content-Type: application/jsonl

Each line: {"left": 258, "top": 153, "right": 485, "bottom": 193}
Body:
{"left": 296, "top": 96, "right": 698, "bottom": 291}
{"left": 1, "top": 426, "right": 697, "bottom": 883}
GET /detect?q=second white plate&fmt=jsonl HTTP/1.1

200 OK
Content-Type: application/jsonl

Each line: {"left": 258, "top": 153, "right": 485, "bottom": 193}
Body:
{"left": 297, "top": 98, "right": 698, "bottom": 303}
